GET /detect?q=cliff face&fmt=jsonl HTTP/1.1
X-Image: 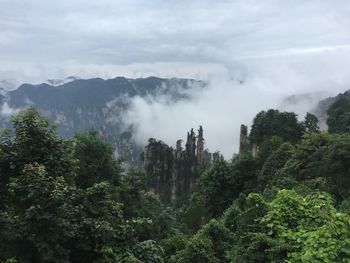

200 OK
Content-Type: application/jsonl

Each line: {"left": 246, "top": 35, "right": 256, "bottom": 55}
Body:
{"left": 239, "top": 124, "right": 249, "bottom": 153}
{"left": 239, "top": 124, "right": 258, "bottom": 157}
{"left": 143, "top": 126, "right": 211, "bottom": 203}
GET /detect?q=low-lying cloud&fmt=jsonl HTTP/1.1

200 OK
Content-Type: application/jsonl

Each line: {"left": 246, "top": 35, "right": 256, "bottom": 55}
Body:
{"left": 1, "top": 0, "right": 350, "bottom": 157}
{"left": 0, "top": 102, "right": 21, "bottom": 119}
{"left": 124, "top": 49, "right": 350, "bottom": 158}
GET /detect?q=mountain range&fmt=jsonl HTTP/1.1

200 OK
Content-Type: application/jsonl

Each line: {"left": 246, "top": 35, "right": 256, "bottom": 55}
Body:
{"left": 0, "top": 76, "right": 205, "bottom": 167}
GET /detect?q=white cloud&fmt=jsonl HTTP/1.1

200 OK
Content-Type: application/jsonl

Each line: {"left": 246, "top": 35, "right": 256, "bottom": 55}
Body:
{"left": 0, "top": 102, "right": 21, "bottom": 118}
{"left": 0, "top": 0, "right": 350, "bottom": 157}
{"left": 124, "top": 48, "right": 350, "bottom": 158}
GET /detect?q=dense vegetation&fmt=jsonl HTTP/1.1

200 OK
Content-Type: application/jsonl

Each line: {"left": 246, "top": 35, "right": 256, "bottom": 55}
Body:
{"left": 1, "top": 106, "right": 350, "bottom": 262}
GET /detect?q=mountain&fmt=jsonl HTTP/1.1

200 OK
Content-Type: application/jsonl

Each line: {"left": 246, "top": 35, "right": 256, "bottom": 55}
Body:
{"left": 46, "top": 76, "right": 79, "bottom": 86}
{"left": 0, "top": 80, "right": 16, "bottom": 91}
{"left": 0, "top": 80, "right": 17, "bottom": 97}
{"left": 280, "top": 91, "right": 332, "bottom": 122}
{"left": 0, "top": 89, "right": 5, "bottom": 100}
{"left": 0, "top": 76, "right": 205, "bottom": 167}
{"left": 313, "top": 89, "right": 350, "bottom": 129}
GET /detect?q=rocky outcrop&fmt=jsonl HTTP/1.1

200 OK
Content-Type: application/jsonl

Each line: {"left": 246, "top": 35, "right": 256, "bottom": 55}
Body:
{"left": 143, "top": 126, "right": 211, "bottom": 203}
{"left": 239, "top": 124, "right": 258, "bottom": 157}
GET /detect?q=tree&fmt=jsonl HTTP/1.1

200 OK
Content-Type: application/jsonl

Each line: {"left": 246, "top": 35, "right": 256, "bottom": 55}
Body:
{"left": 0, "top": 108, "right": 74, "bottom": 208}
{"left": 172, "top": 235, "right": 218, "bottom": 263}
{"left": 68, "top": 182, "right": 134, "bottom": 262}
{"left": 0, "top": 163, "right": 77, "bottom": 262}
{"left": 262, "top": 190, "right": 350, "bottom": 262}
{"left": 198, "top": 219, "right": 232, "bottom": 262}
{"left": 73, "top": 130, "right": 121, "bottom": 188}
{"left": 326, "top": 134, "right": 350, "bottom": 201}
{"left": 280, "top": 132, "right": 350, "bottom": 203}
{"left": 161, "top": 234, "right": 188, "bottom": 262}
{"left": 225, "top": 193, "right": 269, "bottom": 263}
{"left": 281, "top": 132, "right": 332, "bottom": 182}
{"left": 249, "top": 109, "right": 304, "bottom": 145}
{"left": 327, "top": 95, "right": 350, "bottom": 133}
{"left": 302, "top": 112, "right": 320, "bottom": 133}
{"left": 0, "top": 108, "right": 166, "bottom": 262}
{"left": 194, "top": 160, "right": 233, "bottom": 218}
{"left": 132, "top": 240, "right": 164, "bottom": 263}
{"left": 256, "top": 135, "right": 284, "bottom": 164}
{"left": 227, "top": 190, "right": 350, "bottom": 262}
{"left": 258, "top": 142, "right": 294, "bottom": 191}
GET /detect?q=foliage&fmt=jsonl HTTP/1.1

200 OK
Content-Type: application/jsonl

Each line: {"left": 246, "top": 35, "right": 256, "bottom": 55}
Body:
{"left": 1, "top": 163, "right": 76, "bottom": 262}
{"left": 73, "top": 130, "right": 121, "bottom": 188}
{"left": 226, "top": 190, "right": 350, "bottom": 262}
{"left": 262, "top": 190, "right": 350, "bottom": 262}
{"left": 172, "top": 235, "right": 218, "bottom": 263}
{"left": 161, "top": 233, "right": 188, "bottom": 262}
{"left": 3, "top": 105, "right": 350, "bottom": 262}
{"left": 0, "top": 108, "right": 168, "bottom": 262}
{"left": 327, "top": 95, "right": 350, "bottom": 133}
{"left": 187, "top": 153, "right": 259, "bottom": 227}
{"left": 198, "top": 219, "right": 232, "bottom": 262}
{"left": 0, "top": 107, "right": 74, "bottom": 208}
{"left": 278, "top": 132, "right": 350, "bottom": 202}
{"left": 256, "top": 135, "right": 284, "bottom": 164}
{"left": 249, "top": 109, "right": 304, "bottom": 145}
{"left": 132, "top": 240, "right": 164, "bottom": 263}
{"left": 302, "top": 112, "right": 320, "bottom": 133}
{"left": 258, "top": 142, "right": 294, "bottom": 191}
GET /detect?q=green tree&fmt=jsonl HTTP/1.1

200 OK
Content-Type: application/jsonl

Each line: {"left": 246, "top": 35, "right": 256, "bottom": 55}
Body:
{"left": 326, "top": 134, "right": 350, "bottom": 201}
{"left": 161, "top": 234, "right": 188, "bottom": 262}
{"left": 258, "top": 142, "right": 294, "bottom": 191}
{"left": 281, "top": 132, "right": 332, "bottom": 182}
{"left": 302, "top": 112, "right": 320, "bottom": 133}
{"left": 73, "top": 130, "right": 121, "bottom": 188}
{"left": 0, "top": 108, "right": 74, "bottom": 207}
{"left": 0, "top": 108, "right": 166, "bottom": 262}
{"left": 0, "top": 163, "right": 77, "bottom": 262}
{"left": 132, "top": 240, "right": 164, "bottom": 263}
{"left": 172, "top": 235, "right": 218, "bottom": 263}
{"left": 280, "top": 132, "right": 350, "bottom": 202}
{"left": 262, "top": 190, "right": 350, "bottom": 262}
{"left": 225, "top": 193, "right": 269, "bottom": 263}
{"left": 192, "top": 154, "right": 259, "bottom": 220}
{"left": 198, "top": 219, "right": 232, "bottom": 262}
{"left": 327, "top": 95, "right": 350, "bottom": 133}
{"left": 249, "top": 109, "right": 304, "bottom": 145}
{"left": 227, "top": 190, "right": 350, "bottom": 262}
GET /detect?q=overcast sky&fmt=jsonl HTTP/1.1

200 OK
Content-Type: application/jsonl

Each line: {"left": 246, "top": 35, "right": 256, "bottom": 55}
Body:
{"left": 1, "top": 0, "right": 350, "bottom": 156}
{"left": 1, "top": 0, "right": 349, "bottom": 82}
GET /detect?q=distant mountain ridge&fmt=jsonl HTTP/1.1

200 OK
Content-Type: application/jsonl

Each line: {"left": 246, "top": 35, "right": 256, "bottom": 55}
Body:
{"left": 8, "top": 76, "right": 203, "bottom": 109}
{"left": 46, "top": 76, "right": 79, "bottom": 86}
{"left": 0, "top": 76, "right": 205, "bottom": 167}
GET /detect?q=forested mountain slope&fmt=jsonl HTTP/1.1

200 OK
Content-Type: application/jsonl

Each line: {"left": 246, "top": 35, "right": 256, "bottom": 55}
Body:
{"left": 0, "top": 77, "right": 205, "bottom": 167}
{"left": 1, "top": 102, "right": 350, "bottom": 262}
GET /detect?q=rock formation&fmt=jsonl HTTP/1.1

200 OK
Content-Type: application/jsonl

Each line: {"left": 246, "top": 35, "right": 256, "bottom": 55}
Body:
{"left": 143, "top": 126, "right": 210, "bottom": 203}
{"left": 239, "top": 124, "right": 249, "bottom": 153}
{"left": 197, "top": 126, "right": 204, "bottom": 165}
{"left": 239, "top": 124, "right": 258, "bottom": 157}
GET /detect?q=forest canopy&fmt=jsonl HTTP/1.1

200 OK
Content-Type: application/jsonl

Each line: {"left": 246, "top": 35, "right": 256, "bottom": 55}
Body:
{"left": 0, "top": 107, "right": 350, "bottom": 262}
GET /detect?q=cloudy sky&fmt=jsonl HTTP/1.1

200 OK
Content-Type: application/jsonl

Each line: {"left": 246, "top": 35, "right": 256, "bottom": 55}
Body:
{"left": 1, "top": 0, "right": 350, "bottom": 156}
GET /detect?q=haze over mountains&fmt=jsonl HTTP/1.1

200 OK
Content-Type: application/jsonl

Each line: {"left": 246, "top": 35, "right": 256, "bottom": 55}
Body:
{"left": 0, "top": 76, "right": 205, "bottom": 166}
{"left": 1, "top": 73, "right": 348, "bottom": 166}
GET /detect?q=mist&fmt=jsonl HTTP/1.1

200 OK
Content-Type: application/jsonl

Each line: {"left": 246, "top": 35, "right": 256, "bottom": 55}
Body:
{"left": 1, "top": 0, "right": 350, "bottom": 157}
{"left": 123, "top": 49, "right": 350, "bottom": 158}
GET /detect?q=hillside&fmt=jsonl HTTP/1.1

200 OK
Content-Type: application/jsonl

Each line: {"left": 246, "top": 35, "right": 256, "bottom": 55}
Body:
{"left": 0, "top": 76, "right": 205, "bottom": 166}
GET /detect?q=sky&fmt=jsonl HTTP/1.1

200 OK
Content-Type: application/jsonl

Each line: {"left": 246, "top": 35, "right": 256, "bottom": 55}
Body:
{"left": 1, "top": 0, "right": 350, "bottom": 157}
